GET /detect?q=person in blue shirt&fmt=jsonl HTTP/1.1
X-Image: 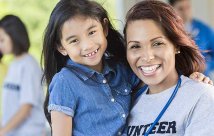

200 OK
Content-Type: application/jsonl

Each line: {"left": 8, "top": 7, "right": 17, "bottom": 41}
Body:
{"left": 42, "top": 0, "right": 140, "bottom": 135}
{"left": 169, "top": 0, "right": 214, "bottom": 80}
{"left": 42, "top": 0, "right": 212, "bottom": 135}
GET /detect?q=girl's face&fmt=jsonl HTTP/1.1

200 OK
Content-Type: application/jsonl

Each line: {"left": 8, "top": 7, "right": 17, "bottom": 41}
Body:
{"left": 0, "top": 28, "right": 13, "bottom": 55}
{"left": 126, "top": 19, "right": 178, "bottom": 93}
{"left": 59, "top": 15, "right": 108, "bottom": 72}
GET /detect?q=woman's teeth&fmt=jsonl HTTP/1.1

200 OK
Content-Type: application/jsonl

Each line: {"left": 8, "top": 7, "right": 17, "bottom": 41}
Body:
{"left": 139, "top": 64, "right": 160, "bottom": 74}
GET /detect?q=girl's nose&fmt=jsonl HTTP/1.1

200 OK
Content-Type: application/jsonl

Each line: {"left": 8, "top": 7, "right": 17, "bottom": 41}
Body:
{"left": 81, "top": 38, "right": 94, "bottom": 51}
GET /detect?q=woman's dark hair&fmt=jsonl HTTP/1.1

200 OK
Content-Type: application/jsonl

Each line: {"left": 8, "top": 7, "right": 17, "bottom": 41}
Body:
{"left": 42, "top": 0, "right": 125, "bottom": 126}
{"left": 124, "top": 0, "right": 205, "bottom": 76}
{"left": 0, "top": 15, "right": 30, "bottom": 55}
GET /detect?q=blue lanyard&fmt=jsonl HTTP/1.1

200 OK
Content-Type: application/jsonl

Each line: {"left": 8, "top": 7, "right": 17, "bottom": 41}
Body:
{"left": 134, "top": 76, "right": 181, "bottom": 136}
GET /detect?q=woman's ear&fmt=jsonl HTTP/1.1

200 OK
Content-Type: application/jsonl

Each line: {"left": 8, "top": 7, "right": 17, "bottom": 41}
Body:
{"left": 103, "top": 18, "right": 109, "bottom": 37}
{"left": 57, "top": 46, "right": 68, "bottom": 56}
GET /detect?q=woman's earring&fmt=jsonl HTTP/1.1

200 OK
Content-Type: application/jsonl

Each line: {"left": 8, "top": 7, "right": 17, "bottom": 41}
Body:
{"left": 176, "top": 50, "right": 180, "bottom": 54}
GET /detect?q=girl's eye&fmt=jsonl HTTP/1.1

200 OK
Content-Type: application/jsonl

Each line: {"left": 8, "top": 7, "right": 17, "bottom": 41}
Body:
{"left": 69, "top": 39, "right": 78, "bottom": 44}
{"left": 130, "top": 44, "right": 140, "bottom": 49}
{"left": 89, "top": 31, "right": 96, "bottom": 36}
{"left": 152, "top": 41, "right": 164, "bottom": 47}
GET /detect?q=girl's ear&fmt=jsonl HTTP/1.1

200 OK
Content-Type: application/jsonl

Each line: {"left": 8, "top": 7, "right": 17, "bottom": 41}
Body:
{"left": 103, "top": 18, "right": 109, "bottom": 37}
{"left": 57, "top": 46, "right": 68, "bottom": 56}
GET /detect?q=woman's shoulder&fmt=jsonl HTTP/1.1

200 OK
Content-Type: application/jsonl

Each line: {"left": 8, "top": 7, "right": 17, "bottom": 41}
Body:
{"left": 180, "top": 75, "right": 214, "bottom": 97}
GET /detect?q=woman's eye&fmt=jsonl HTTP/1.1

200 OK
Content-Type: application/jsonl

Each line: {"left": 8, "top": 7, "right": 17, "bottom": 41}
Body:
{"left": 153, "top": 42, "right": 164, "bottom": 47}
{"left": 89, "top": 31, "right": 96, "bottom": 35}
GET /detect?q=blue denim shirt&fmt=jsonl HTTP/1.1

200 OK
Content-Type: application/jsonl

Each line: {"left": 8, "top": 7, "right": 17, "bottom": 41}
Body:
{"left": 48, "top": 58, "right": 139, "bottom": 136}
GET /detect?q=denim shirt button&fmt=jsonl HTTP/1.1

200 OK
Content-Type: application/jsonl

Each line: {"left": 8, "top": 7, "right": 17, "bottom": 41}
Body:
{"left": 124, "top": 89, "right": 128, "bottom": 92}
{"left": 122, "top": 113, "right": 126, "bottom": 118}
{"left": 118, "top": 131, "right": 122, "bottom": 135}
{"left": 111, "top": 98, "right": 115, "bottom": 102}
{"left": 102, "top": 79, "right": 107, "bottom": 84}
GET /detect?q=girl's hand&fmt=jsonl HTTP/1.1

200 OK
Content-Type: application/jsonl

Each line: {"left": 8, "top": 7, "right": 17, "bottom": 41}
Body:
{"left": 189, "top": 72, "right": 213, "bottom": 85}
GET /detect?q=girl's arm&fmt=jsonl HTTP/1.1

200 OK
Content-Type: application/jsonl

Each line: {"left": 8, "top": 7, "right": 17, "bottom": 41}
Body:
{"left": 51, "top": 111, "right": 72, "bottom": 136}
{"left": 189, "top": 72, "right": 213, "bottom": 85}
{"left": 0, "top": 104, "right": 32, "bottom": 135}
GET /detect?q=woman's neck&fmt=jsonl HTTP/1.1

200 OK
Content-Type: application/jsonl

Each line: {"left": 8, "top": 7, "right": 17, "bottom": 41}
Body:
{"left": 148, "top": 73, "right": 179, "bottom": 94}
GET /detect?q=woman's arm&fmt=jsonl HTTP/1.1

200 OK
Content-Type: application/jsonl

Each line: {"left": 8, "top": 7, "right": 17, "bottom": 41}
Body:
{"left": 51, "top": 111, "right": 72, "bottom": 136}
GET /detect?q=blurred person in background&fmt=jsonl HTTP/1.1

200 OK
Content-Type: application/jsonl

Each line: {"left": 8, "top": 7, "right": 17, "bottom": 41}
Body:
{"left": 0, "top": 52, "right": 7, "bottom": 90}
{"left": 169, "top": 0, "right": 214, "bottom": 81}
{"left": 0, "top": 51, "right": 7, "bottom": 121}
{"left": 0, "top": 15, "right": 45, "bottom": 136}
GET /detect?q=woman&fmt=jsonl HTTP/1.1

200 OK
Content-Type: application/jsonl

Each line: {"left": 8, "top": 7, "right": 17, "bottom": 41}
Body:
{"left": 124, "top": 1, "right": 214, "bottom": 135}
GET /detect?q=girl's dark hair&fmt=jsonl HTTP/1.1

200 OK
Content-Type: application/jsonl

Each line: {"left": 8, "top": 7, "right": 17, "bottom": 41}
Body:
{"left": 42, "top": 0, "right": 125, "bottom": 126}
{"left": 124, "top": 0, "right": 205, "bottom": 76}
{"left": 0, "top": 15, "right": 30, "bottom": 55}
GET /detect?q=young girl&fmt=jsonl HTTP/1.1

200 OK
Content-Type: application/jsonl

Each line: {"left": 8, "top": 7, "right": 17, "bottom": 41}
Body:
{"left": 42, "top": 0, "right": 140, "bottom": 135}
{"left": 0, "top": 15, "right": 45, "bottom": 136}
{"left": 124, "top": 1, "right": 214, "bottom": 135}
{"left": 42, "top": 0, "right": 212, "bottom": 135}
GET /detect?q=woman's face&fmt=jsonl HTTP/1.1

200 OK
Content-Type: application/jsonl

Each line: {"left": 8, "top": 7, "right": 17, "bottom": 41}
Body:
{"left": 126, "top": 19, "right": 179, "bottom": 92}
{"left": 0, "top": 28, "right": 13, "bottom": 55}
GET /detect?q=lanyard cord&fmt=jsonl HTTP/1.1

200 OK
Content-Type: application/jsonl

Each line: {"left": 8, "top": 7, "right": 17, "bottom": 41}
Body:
{"left": 134, "top": 76, "right": 181, "bottom": 136}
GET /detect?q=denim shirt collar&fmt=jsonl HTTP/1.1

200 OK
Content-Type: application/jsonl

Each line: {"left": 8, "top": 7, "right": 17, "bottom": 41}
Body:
{"left": 66, "top": 58, "right": 115, "bottom": 81}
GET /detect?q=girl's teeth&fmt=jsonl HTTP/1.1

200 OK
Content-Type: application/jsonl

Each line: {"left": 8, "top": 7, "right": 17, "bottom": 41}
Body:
{"left": 85, "top": 49, "right": 98, "bottom": 57}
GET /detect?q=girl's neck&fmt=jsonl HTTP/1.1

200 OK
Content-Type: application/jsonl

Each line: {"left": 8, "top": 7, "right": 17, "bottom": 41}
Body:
{"left": 90, "top": 60, "right": 103, "bottom": 73}
{"left": 148, "top": 73, "right": 179, "bottom": 94}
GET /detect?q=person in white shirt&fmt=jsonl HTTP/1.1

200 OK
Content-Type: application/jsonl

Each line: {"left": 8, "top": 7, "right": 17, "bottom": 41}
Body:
{"left": 0, "top": 15, "right": 45, "bottom": 136}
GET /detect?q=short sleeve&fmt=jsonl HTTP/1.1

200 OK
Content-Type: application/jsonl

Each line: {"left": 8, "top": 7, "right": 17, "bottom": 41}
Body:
{"left": 184, "top": 87, "right": 214, "bottom": 136}
{"left": 48, "top": 73, "right": 77, "bottom": 117}
{"left": 19, "top": 63, "right": 43, "bottom": 106}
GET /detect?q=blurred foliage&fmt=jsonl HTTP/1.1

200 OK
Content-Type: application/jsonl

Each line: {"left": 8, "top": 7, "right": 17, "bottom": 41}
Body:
{"left": 0, "top": 0, "right": 59, "bottom": 63}
{"left": 95, "top": 0, "right": 118, "bottom": 27}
